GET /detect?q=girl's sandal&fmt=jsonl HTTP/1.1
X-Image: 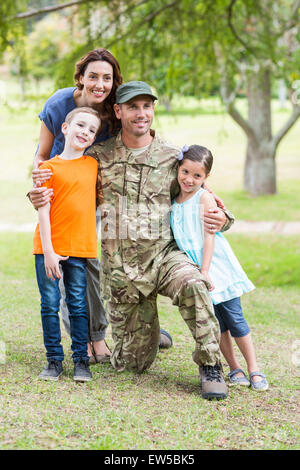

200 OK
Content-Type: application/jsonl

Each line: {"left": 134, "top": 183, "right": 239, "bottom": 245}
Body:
{"left": 227, "top": 368, "right": 250, "bottom": 386}
{"left": 249, "top": 371, "right": 269, "bottom": 391}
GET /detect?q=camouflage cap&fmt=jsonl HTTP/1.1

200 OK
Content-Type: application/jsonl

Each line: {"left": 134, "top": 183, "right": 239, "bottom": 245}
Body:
{"left": 116, "top": 81, "right": 158, "bottom": 104}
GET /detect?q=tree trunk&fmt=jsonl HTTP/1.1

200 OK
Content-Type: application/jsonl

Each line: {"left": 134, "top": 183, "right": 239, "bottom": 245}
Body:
{"left": 244, "top": 69, "right": 277, "bottom": 195}
{"left": 244, "top": 137, "right": 276, "bottom": 195}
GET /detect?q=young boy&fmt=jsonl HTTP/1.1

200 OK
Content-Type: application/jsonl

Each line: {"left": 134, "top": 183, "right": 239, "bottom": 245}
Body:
{"left": 33, "top": 107, "right": 101, "bottom": 382}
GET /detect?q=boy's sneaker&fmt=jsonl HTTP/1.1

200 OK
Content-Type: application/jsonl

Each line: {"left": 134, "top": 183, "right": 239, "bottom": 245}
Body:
{"left": 199, "top": 364, "right": 228, "bottom": 400}
{"left": 39, "top": 359, "right": 63, "bottom": 381}
{"left": 74, "top": 359, "right": 93, "bottom": 382}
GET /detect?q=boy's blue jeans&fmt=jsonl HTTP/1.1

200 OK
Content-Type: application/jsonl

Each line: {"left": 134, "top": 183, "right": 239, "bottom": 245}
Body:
{"left": 35, "top": 255, "right": 89, "bottom": 363}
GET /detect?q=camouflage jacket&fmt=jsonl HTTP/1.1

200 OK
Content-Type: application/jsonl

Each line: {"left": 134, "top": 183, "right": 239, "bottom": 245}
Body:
{"left": 89, "top": 130, "right": 234, "bottom": 304}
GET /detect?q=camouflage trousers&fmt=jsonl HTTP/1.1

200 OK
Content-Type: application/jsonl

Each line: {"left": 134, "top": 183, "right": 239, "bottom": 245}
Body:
{"left": 107, "top": 251, "right": 221, "bottom": 373}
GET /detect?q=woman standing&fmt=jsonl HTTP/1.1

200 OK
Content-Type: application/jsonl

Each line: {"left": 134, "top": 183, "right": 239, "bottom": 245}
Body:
{"left": 30, "top": 48, "right": 122, "bottom": 363}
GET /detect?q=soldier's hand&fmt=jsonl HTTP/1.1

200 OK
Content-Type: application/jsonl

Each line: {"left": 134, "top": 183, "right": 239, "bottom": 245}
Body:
{"left": 201, "top": 271, "right": 214, "bottom": 291}
{"left": 203, "top": 208, "right": 226, "bottom": 234}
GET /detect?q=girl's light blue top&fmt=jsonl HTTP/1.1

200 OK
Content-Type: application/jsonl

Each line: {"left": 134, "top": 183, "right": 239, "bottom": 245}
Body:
{"left": 170, "top": 188, "right": 255, "bottom": 305}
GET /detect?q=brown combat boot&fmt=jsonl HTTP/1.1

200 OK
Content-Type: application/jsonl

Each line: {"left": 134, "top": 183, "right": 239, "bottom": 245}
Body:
{"left": 199, "top": 364, "right": 228, "bottom": 400}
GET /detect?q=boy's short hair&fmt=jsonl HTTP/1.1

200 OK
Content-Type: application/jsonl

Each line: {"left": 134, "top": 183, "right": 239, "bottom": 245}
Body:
{"left": 65, "top": 107, "right": 101, "bottom": 130}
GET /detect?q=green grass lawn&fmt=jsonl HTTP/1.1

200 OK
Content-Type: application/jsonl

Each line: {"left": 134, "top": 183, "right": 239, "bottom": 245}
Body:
{"left": 0, "top": 233, "right": 299, "bottom": 450}
{"left": 226, "top": 233, "right": 300, "bottom": 287}
{"left": 218, "top": 180, "right": 300, "bottom": 221}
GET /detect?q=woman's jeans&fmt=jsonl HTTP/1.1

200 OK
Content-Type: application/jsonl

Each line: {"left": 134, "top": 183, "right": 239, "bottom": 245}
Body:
{"left": 35, "top": 255, "right": 89, "bottom": 363}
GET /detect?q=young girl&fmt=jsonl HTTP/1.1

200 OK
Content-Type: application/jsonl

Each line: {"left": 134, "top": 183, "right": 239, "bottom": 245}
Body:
{"left": 170, "top": 145, "right": 268, "bottom": 391}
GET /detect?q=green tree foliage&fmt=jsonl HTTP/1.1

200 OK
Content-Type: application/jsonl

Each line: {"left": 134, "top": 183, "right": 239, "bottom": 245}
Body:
{"left": 0, "top": 1, "right": 28, "bottom": 52}
{"left": 78, "top": 0, "right": 300, "bottom": 195}
{"left": 2, "top": 0, "right": 300, "bottom": 195}
{"left": 210, "top": 0, "right": 300, "bottom": 195}
{"left": 26, "top": 14, "right": 72, "bottom": 84}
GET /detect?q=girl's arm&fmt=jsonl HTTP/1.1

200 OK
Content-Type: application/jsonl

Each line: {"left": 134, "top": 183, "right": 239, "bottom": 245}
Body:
{"left": 202, "top": 182, "right": 235, "bottom": 234}
{"left": 201, "top": 191, "right": 218, "bottom": 290}
{"left": 202, "top": 181, "right": 226, "bottom": 210}
{"left": 38, "top": 204, "right": 68, "bottom": 280}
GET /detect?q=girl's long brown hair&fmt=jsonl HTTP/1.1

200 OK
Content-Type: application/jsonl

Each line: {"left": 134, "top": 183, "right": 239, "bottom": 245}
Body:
{"left": 74, "top": 48, "right": 123, "bottom": 135}
{"left": 178, "top": 145, "right": 213, "bottom": 175}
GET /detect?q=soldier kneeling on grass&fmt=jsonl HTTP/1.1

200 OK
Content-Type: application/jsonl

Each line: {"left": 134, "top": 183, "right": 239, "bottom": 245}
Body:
{"left": 89, "top": 82, "right": 234, "bottom": 400}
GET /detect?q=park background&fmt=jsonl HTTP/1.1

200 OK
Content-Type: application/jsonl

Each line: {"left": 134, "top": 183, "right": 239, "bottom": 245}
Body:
{"left": 0, "top": 0, "right": 299, "bottom": 450}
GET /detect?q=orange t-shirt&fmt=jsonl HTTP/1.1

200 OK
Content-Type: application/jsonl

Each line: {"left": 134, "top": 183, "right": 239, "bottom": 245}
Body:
{"left": 33, "top": 155, "right": 98, "bottom": 258}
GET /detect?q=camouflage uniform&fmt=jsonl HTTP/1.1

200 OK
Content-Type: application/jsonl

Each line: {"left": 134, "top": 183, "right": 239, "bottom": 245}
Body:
{"left": 89, "top": 130, "right": 234, "bottom": 373}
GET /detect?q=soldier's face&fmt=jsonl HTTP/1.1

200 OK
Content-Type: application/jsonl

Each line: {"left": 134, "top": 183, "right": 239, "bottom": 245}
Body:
{"left": 114, "top": 96, "right": 155, "bottom": 137}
